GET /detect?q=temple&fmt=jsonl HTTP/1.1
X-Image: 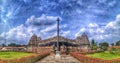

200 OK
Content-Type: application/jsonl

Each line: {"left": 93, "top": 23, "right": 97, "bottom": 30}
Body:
{"left": 27, "top": 33, "right": 90, "bottom": 53}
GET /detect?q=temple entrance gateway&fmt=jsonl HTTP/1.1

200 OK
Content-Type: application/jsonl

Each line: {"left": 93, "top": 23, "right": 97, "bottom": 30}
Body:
{"left": 45, "top": 41, "right": 76, "bottom": 54}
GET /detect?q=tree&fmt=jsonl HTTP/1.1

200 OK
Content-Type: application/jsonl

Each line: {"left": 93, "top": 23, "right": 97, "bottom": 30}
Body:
{"left": 111, "top": 43, "right": 114, "bottom": 46}
{"left": 99, "top": 42, "right": 109, "bottom": 51}
{"left": 91, "top": 39, "right": 98, "bottom": 50}
{"left": 2, "top": 43, "right": 6, "bottom": 47}
{"left": 8, "top": 43, "right": 26, "bottom": 47}
{"left": 91, "top": 39, "right": 95, "bottom": 45}
{"left": 116, "top": 40, "right": 120, "bottom": 46}
{"left": 8, "top": 43, "right": 19, "bottom": 47}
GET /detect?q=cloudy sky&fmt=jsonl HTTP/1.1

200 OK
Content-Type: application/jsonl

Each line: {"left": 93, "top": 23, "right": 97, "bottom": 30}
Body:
{"left": 0, "top": 0, "right": 120, "bottom": 45}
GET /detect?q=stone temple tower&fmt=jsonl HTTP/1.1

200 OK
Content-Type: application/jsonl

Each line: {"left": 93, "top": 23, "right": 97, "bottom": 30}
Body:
{"left": 28, "top": 34, "right": 41, "bottom": 52}
{"left": 76, "top": 33, "right": 90, "bottom": 52}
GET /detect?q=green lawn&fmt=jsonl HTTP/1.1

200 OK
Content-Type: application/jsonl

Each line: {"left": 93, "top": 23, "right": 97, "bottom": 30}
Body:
{"left": 86, "top": 52, "right": 120, "bottom": 60}
{"left": 0, "top": 52, "right": 33, "bottom": 60}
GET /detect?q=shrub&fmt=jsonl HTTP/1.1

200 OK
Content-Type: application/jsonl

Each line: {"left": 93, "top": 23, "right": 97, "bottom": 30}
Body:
{"left": 109, "top": 48, "right": 120, "bottom": 54}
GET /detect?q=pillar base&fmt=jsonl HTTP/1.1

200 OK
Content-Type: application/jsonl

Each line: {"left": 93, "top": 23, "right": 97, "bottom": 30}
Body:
{"left": 55, "top": 51, "right": 61, "bottom": 61}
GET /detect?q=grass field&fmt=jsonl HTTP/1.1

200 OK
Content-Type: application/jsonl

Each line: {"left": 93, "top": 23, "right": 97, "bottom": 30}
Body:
{"left": 86, "top": 52, "right": 120, "bottom": 60}
{"left": 0, "top": 52, "right": 33, "bottom": 60}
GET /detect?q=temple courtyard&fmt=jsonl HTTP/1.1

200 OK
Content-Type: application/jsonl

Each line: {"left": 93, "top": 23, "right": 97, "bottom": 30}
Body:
{"left": 36, "top": 54, "right": 80, "bottom": 63}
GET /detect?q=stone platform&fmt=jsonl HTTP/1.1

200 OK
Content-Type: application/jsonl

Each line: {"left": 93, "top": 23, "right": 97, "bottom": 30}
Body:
{"left": 36, "top": 54, "right": 81, "bottom": 63}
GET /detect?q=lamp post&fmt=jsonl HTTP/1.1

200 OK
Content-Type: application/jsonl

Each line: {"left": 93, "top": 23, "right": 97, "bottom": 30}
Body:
{"left": 55, "top": 17, "right": 60, "bottom": 58}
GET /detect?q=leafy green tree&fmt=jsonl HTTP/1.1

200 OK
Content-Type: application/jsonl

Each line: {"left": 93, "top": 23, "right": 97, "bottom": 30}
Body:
{"left": 116, "top": 40, "right": 120, "bottom": 46}
{"left": 99, "top": 42, "right": 109, "bottom": 51}
{"left": 111, "top": 43, "right": 114, "bottom": 46}
{"left": 2, "top": 43, "right": 6, "bottom": 47}
{"left": 91, "top": 39, "right": 95, "bottom": 45}
{"left": 91, "top": 39, "right": 98, "bottom": 50}
{"left": 8, "top": 43, "right": 21, "bottom": 47}
{"left": 91, "top": 39, "right": 94, "bottom": 50}
{"left": 8, "top": 43, "right": 26, "bottom": 47}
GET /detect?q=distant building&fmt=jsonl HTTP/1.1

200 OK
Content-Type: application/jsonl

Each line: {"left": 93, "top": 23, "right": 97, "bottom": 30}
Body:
{"left": 0, "top": 46, "right": 2, "bottom": 48}
{"left": 0, "top": 46, "right": 26, "bottom": 51}
{"left": 27, "top": 33, "right": 90, "bottom": 53}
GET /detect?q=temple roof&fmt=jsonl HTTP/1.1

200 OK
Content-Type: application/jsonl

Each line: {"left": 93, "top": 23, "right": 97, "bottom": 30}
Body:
{"left": 31, "top": 34, "right": 37, "bottom": 39}
{"left": 76, "top": 33, "right": 90, "bottom": 45}
{"left": 28, "top": 34, "right": 41, "bottom": 45}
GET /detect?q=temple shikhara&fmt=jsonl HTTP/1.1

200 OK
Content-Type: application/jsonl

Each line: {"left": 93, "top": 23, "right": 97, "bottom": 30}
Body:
{"left": 27, "top": 33, "right": 90, "bottom": 53}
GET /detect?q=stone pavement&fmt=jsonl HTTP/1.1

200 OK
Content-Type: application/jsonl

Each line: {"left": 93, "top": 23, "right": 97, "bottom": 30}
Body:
{"left": 36, "top": 54, "right": 81, "bottom": 63}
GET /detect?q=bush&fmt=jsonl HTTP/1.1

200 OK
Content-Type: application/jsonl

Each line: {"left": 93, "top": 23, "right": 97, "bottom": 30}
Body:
{"left": 109, "top": 48, "right": 120, "bottom": 54}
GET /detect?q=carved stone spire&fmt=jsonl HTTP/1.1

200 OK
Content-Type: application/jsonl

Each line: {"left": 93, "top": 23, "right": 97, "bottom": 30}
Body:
{"left": 76, "top": 33, "right": 90, "bottom": 45}
{"left": 28, "top": 34, "right": 38, "bottom": 46}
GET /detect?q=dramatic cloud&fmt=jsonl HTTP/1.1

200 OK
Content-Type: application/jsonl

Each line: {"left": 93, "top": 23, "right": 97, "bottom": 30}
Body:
{"left": 0, "top": 24, "right": 41, "bottom": 44}
{"left": 75, "top": 28, "right": 86, "bottom": 37}
{"left": 39, "top": 23, "right": 68, "bottom": 39}
{"left": 61, "top": 30, "right": 70, "bottom": 37}
{"left": 0, "top": 0, "right": 120, "bottom": 44}
{"left": 0, "top": 14, "right": 63, "bottom": 44}
{"left": 40, "top": 24, "right": 57, "bottom": 33}
{"left": 105, "top": 14, "right": 120, "bottom": 29}
{"left": 104, "top": 14, "right": 120, "bottom": 41}
{"left": 88, "top": 23, "right": 98, "bottom": 28}
{"left": 26, "top": 14, "right": 59, "bottom": 26}
{"left": 0, "top": 24, "right": 31, "bottom": 44}
{"left": 40, "top": 24, "right": 67, "bottom": 33}
{"left": 75, "top": 14, "right": 120, "bottom": 43}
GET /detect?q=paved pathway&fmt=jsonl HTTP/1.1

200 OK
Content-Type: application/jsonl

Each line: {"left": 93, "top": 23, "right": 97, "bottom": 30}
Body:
{"left": 36, "top": 54, "right": 80, "bottom": 63}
